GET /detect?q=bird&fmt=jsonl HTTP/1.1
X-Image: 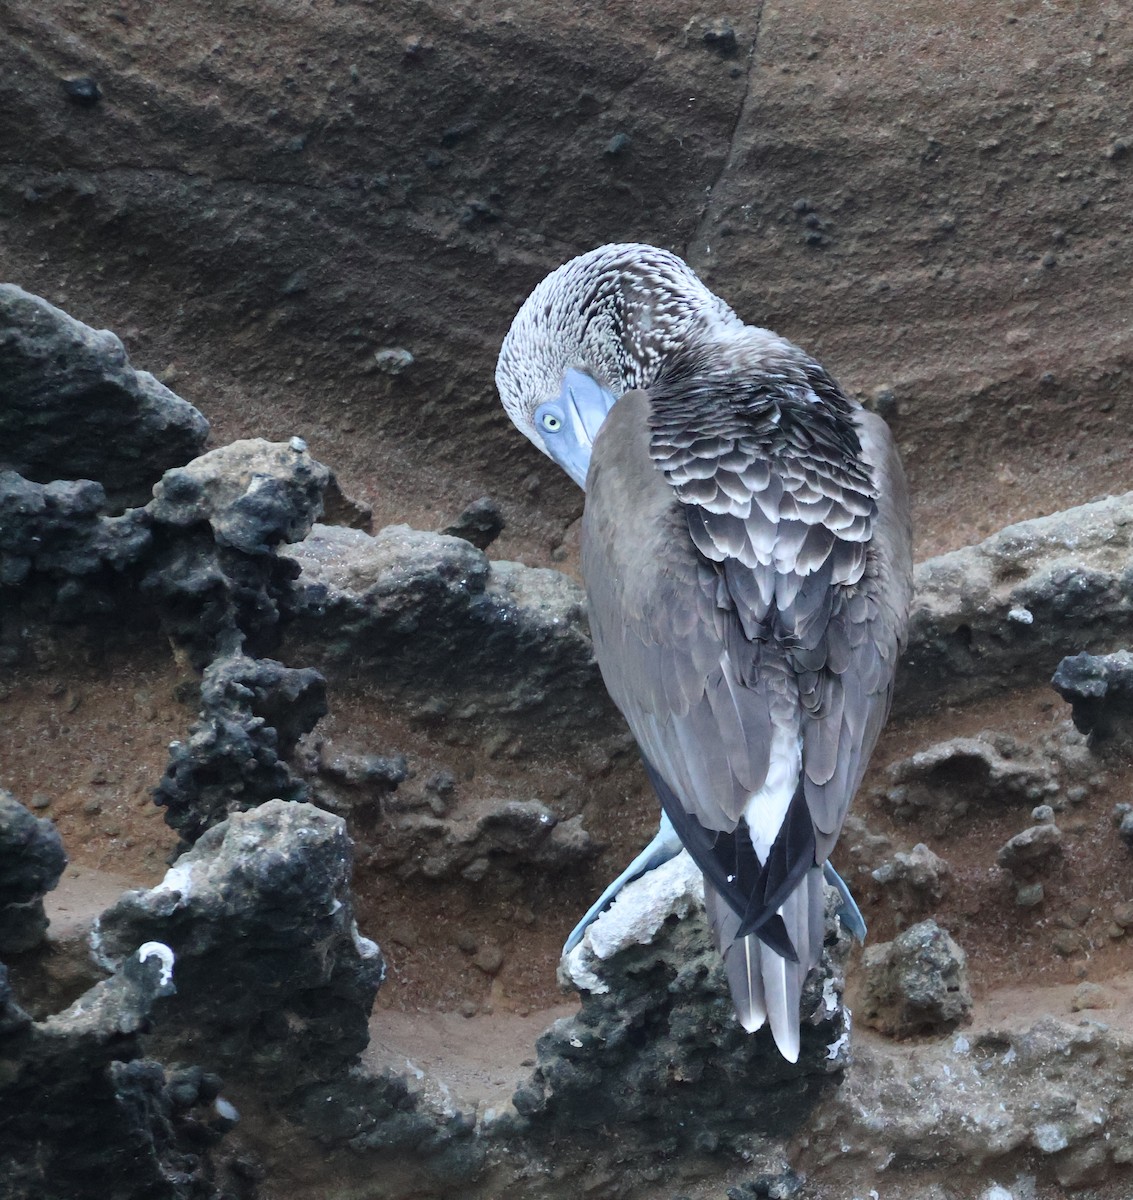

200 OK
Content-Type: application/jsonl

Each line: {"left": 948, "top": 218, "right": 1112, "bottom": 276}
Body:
{"left": 496, "top": 243, "right": 913, "bottom": 1061}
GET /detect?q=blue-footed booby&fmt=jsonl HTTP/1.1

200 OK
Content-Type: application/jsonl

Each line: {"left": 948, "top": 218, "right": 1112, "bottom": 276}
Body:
{"left": 496, "top": 243, "right": 913, "bottom": 1061}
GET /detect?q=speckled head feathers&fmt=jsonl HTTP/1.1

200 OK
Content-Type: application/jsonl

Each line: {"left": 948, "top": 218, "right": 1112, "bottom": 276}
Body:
{"left": 496, "top": 243, "right": 744, "bottom": 454}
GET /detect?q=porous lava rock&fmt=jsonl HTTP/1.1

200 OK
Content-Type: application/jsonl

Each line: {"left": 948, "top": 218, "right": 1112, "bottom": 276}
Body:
{"left": 902, "top": 493, "right": 1133, "bottom": 716}
{"left": 153, "top": 652, "right": 327, "bottom": 848}
{"left": 1052, "top": 649, "right": 1133, "bottom": 753}
{"left": 996, "top": 823, "right": 1064, "bottom": 879}
{"left": 285, "top": 523, "right": 614, "bottom": 742}
{"left": 0, "top": 946, "right": 237, "bottom": 1200}
{"left": 0, "top": 285, "right": 208, "bottom": 507}
{"left": 870, "top": 842, "right": 951, "bottom": 922}
{"left": 859, "top": 919, "right": 972, "bottom": 1038}
{"left": 811, "top": 1018, "right": 1133, "bottom": 1191}
{"left": 93, "top": 800, "right": 383, "bottom": 1093}
{"left": 440, "top": 495, "right": 505, "bottom": 551}
{"left": 882, "top": 734, "right": 1060, "bottom": 835}
{"left": 141, "top": 438, "right": 330, "bottom": 668}
{"left": 0, "top": 788, "right": 66, "bottom": 955}
{"left": 0, "top": 469, "right": 151, "bottom": 623}
{"left": 368, "top": 797, "right": 595, "bottom": 882}
{"left": 520, "top": 854, "right": 851, "bottom": 1157}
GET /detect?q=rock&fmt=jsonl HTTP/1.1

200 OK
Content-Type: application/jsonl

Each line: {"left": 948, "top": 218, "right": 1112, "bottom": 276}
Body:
{"left": 0, "top": 285, "right": 208, "bottom": 507}
{"left": 1052, "top": 650, "right": 1133, "bottom": 753}
{"left": 140, "top": 441, "right": 332, "bottom": 669}
{"left": 372, "top": 347, "right": 414, "bottom": 374}
{"left": 883, "top": 735, "right": 1059, "bottom": 834}
{"left": 1115, "top": 804, "right": 1133, "bottom": 849}
{"left": 1070, "top": 982, "right": 1107, "bottom": 1011}
{"left": 0, "top": 469, "right": 151, "bottom": 613}
{"left": 153, "top": 653, "right": 327, "bottom": 848}
{"left": 1051, "top": 929, "right": 1088, "bottom": 958}
{"left": 1111, "top": 900, "right": 1133, "bottom": 928}
{"left": 0, "top": 947, "right": 237, "bottom": 1199}
{"left": 859, "top": 919, "right": 972, "bottom": 1037}
{"left": 61, "top": 75, "right": 102, "bottom": 105}
{"left": 285, "top": 523, "right": 612, "bottom": 741}
{"left": 1, "top": 434, "right": 332, "bottom": 668}
{"left": 309, "top": 740, "right": 408, "bottom": 826}
{"left": 870, "top": 843, "right": 951, "bottom": 918}
{"left": 471, "top": 942, "right": 504, "bottom": 975}
{"left": 380, "top": 798, "right": 595, "bottom": 883}
{"left": 901, "top": 494, "right": 1133, "bottom": 716}
{"left": 533, "top": 854, "right": 851, "bottom": 1154}
{"left": 0, "top": 789, "right": 67, "bottom": 954}
{"left": 816, "top": 1016, "right": 1133, "bottom": 1188}
{"left": 441, "top": 496, "right": 505, "bottom": 551}
{"left": 996, "top": 823, "right": 1063, "bottom": 878}
{"left": 1015, "top": 882, "right": 1045, "bottom": 908}
{"left": 94, "top": 800, "right": 383, "bottom": 1091}
{"left": 149, "top": 438, "right": 329, "bottom": 555}
{"left": 319, "top": 473, "right": 373, "bottom": 531}
{"left": 701, "top": 19, "right": 739, "bottom": 56}
{"left": 293, "top": 1069, "right": 484, "bottom": 1182}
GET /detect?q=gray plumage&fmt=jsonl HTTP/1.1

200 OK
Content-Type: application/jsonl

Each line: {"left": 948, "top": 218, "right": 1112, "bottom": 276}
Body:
{"left": 497, "top": 244, "right": 913, "bottom": 1061}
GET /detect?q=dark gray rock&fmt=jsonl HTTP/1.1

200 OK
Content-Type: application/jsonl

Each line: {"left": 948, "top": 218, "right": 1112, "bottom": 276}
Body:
{"left": 285, "top": 523, "right": 615, "bottom": 742}
{"left": 138, "top": 438, "right": 331, "bottom": 668}
{"left": 870, "top": 842, "right": 951, "bottom": 921}
{"left": 0, "top": 469, "right": 151, "bottom": 618}
{"left": 94, "top": 800, "right": 383, "bottom": 1092}
{"left": 0, "top": 285, "right": 208, "bottom": 507}
{"left": 0, "top": 789, "right": 66, "bottom": 955}
{"left": 153, "top": 653, "right": 327, "bottom": 848}
{"left": 1114, "top": 803, "right": 1133, "bottom": 850}
{"left": 900, "top": 493, "right": 1133, "bottom": 716}
{"left": 523, "top": 855, "right": 850, "bottom": 1159}
{"left": 295, "top": 1069, "right": 486, "bottom": 1185}
{"left": 859, "top": 919, "right": 972, "bottom": 1037}
{"left": 0, "top": 947, "right": 237, "bottom": 1200}
{"left": 996, "top": 823, "right": 1063, "bottom": 878}
{"left": 441, "top": 495, "right": 505, "bottom": 551}
{"left": 2, "top": 436, "right": 334, "bottom": 671}
{"left": 1052, "top": 649, "right": 1133, "bottom": 752}
{"left": 882, "top": 735, "right": 1060, "bottom": 835}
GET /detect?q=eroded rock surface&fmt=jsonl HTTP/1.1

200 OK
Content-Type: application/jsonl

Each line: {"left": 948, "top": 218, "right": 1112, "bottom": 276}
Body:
{"left": 1052, "top": 649, "right": 1133, "bottom": 753}
{"left": 0, "top": 947, "right": 239, "bottom": 1200}
{"left": 869, "top": 842, "right": 951, "bottom": 922}
{"left": 901, "top": 494, "right": 1133, "bottom": 714}
{"left": 809, "top": 1019, "right": 1133, "bottom": 1192}
{"left": 859, "top": 919, "right": 972, "bottom": 1038}
{"left": 881, "top": 734, "right": 1061, "bottom": 835}
{"left": 535, "top": 855, "right": 851, "bottom": 1157}
{"left": 94, "top": 800, "right": 383, "bottom": 1092}
{"left": 286, "top": 523, "right": 613, "bottom": 742}
{"left": 0, "top": 284, "right": 208, "bottom": 507}
{"left": 0, "top": 789, "right": 66, "bottom": 955}
{"left": 153, "top": 653, "right": 327, "bottom": 848}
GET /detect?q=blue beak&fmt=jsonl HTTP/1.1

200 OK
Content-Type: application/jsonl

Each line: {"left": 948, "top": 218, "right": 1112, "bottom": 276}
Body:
{"left": 534, "top": 369, "right": 618, "bottom": 490}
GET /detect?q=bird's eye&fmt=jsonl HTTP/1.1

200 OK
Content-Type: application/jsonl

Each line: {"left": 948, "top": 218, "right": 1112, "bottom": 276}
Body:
{"left": 541, "top": 411, "right": 562, "bottom": 433}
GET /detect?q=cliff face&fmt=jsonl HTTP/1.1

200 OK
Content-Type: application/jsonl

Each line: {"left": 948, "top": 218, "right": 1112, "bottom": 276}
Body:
{"left": 3, "top": 0, "right": 1131, "bottom": 559}
{"left": 4, "top": 4, "right": 1133, "bottom": 1199}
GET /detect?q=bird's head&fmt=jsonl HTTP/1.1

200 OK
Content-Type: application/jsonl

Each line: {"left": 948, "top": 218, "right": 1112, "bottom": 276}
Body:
{"left": 496, "top": 243, "right": 742, "bottom": 489}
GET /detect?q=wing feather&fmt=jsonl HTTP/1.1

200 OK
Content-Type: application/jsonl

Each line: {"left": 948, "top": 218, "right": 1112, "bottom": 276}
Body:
{"left": 580, "top": 349, "right": 912, "bottom": 1043}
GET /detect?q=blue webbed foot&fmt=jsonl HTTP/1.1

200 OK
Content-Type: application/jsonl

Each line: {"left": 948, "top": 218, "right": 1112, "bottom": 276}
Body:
{"left": 563, "top": 811, "right": 684, "bottom": 954}
{"left": 823, "top": 861, "right": 867, "bottom": 942}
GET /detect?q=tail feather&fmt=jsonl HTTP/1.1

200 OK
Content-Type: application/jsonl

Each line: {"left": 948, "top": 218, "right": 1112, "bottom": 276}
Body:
{"left": 704, "top": 866, "right": 827, "bottom": 1062}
